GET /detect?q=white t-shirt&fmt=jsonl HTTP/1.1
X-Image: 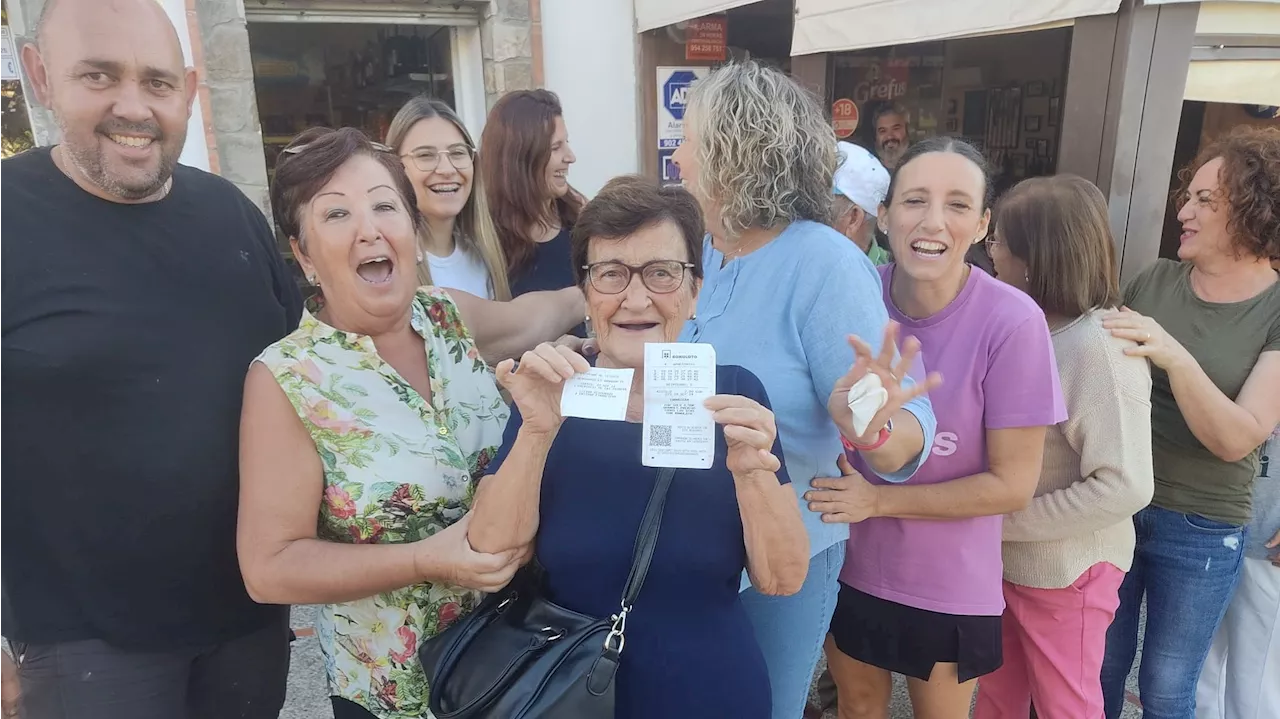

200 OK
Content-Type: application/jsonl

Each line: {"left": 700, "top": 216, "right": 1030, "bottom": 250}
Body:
{"left": 427, "top": 245, "right": 493, "bottom": 300}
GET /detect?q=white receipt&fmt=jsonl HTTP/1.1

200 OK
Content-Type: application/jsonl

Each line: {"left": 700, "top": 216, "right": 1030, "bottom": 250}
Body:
{"left": 642, "top": 343, "right": 717, "bottom": 469}
{"left": 560, "top": 367, "right": 634, "bottom": 421}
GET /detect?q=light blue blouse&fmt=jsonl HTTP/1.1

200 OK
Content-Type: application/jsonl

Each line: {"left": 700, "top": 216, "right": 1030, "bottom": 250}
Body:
{"left": 680, "top": 220, "right": 937, "bottom": 562}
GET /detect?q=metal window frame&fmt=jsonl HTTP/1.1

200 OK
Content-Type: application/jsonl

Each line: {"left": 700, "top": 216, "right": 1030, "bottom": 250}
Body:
{"left": 1190, "top": 33, "right": 1280, "bottom": 61}
{"left": 244, "top": 1, "right": 482, "bottom": 27}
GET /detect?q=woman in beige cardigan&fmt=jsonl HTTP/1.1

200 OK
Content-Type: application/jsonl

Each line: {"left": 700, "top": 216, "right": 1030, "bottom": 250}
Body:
{"left": 974, "top": 174, "right": 1153, "bottom": 719}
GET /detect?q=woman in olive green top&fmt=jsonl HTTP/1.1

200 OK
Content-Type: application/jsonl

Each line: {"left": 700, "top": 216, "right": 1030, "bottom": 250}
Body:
{"left": 1098, "top": 127, "right": 1280, "bottom": 719}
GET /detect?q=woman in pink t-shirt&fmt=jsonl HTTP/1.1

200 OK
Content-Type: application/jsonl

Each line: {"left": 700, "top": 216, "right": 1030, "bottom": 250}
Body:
{"left": 975, "top": 175, "right": 1154, "bottom": 719}
{"left": 806, "top": 137, "right": 1066, "bottom": 718}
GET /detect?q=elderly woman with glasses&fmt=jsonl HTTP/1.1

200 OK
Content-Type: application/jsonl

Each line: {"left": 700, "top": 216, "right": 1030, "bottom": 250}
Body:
{"left": 236, "top": 127, "right": 586, "bottom": 719}
{"left": 466, "top": 175, "right": 809, "bottom": 718}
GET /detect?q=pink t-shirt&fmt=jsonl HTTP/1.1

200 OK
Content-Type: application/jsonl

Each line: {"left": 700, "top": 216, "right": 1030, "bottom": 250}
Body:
{"left": 841, "top": 265, "right": 1066, "bottom": 616}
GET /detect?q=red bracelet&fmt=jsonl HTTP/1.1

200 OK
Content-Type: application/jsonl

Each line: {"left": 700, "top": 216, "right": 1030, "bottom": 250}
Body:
{"left": 841, "top": 421, "right": 893, "bottom": 452}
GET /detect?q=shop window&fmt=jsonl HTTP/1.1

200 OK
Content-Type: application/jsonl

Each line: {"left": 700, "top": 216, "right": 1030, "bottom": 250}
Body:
{"left": 827, "top": 28, "right": 1073, "bottom": 205}
{"left": 247, "top": 22, "right": 455, "bottom": 186}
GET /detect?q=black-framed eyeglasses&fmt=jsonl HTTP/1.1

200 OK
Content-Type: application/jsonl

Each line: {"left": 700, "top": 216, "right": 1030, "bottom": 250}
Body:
{"left": 401, "top": 146, "right": 476, "bottom": 172}
{"left": 582, "top": 260, "right": 694, "bottom": 295}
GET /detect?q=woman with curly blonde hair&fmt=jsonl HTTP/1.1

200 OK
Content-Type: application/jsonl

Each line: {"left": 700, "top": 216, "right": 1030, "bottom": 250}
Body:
{"left": 671, "top": 61, "right": 938, "bottom": 719}
{"left": 1099, "top": 126, "right": 1280, "bottom": 719}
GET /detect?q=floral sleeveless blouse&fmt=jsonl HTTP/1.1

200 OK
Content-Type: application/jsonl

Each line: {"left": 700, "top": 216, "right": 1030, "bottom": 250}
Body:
{"left": 255, "top": 287, "right": 509, "bottom": 719}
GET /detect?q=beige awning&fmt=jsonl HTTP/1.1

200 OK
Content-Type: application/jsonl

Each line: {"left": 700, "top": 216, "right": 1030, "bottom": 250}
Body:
{"left": 1145, "top": 0, "right": 1276, "bottom": 5}
{"left": 791, "top": 0, "right": 1123, "bottom": 55}
{"left": 635, "top": 0, "right": 760, "bottom": 33}
{"left": 1185, "top": 60, "right": 1280, "bottom": 105}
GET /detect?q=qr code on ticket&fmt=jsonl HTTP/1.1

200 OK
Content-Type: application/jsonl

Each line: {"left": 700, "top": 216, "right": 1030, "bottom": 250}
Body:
{"left": 650, "top": 424, "right": 673, "bottom": 447}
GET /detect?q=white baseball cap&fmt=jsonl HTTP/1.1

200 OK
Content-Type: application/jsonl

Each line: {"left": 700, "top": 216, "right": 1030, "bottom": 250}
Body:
{"left": 833, "top": 141, "right": 890, "bottom": 218}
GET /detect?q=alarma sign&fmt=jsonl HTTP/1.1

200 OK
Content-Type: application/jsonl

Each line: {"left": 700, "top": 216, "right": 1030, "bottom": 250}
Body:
{"left": 657, "top": 67, "right": 709, "bottom": 187}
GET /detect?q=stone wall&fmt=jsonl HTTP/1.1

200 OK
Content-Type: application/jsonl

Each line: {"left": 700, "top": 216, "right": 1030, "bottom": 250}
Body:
{"left": 192, "top": 0, "right": 271, "bottom": 216}
{"left": 481, "top": 0, "right": 537, "bottom": 107}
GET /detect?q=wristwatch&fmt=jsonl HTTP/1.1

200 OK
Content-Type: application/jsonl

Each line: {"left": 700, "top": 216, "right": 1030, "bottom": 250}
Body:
{"left": 841, "top": 418, "right": 894, "bottom": 452}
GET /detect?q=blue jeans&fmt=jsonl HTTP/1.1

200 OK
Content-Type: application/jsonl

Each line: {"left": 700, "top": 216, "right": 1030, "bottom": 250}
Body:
{"left": 1101, "top": 505, "right": 1246, "bottom": 719}
{"left": 740, "top": 540, "right": 845, "bottom": 719}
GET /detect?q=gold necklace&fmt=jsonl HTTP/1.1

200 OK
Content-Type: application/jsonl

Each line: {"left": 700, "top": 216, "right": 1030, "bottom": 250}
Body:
{"left": 721, "top": 235, "right": 763, "bottom": 261}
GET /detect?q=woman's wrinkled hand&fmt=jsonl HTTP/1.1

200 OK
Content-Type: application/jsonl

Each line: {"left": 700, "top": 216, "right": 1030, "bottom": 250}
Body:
{"left": 421, "top": 514, "right": 531, "bottom": 593}
{"left": 706, "top": 394, "right": 782, "bottom": 476}
{"left": 805, "top": 454, "right": 879, "bottom": 524}
{"left": 827, "top": 322, "right": 942, "bottom": 445}
{"left": 1102, "top": 307, "right": 1192, "bottom": 372}
{"left": 495, "top": 342, "right": 590, "bottom": 435}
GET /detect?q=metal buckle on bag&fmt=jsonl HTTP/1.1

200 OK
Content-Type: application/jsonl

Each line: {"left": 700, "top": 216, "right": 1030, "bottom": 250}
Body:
{"left": 539, "top": 626, "right": 565, "bottom": 643}
{"left": 603, "top": 604, "right": 630, "bottom": 654}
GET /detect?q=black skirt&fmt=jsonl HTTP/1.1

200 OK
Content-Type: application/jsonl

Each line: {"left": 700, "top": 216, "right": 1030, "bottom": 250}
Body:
{"left": 828, "top": 583, "right": 1002, "bottom": 682}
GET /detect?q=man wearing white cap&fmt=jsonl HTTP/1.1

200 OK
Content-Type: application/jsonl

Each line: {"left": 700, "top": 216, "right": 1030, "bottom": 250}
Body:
{"left": 831, "top": 141, "right": 892, "bottom": 266}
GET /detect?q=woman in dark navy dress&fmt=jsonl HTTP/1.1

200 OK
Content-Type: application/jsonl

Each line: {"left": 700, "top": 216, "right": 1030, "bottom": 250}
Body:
{"left": 467, "top": 176, "right": 810, "bottom": 718}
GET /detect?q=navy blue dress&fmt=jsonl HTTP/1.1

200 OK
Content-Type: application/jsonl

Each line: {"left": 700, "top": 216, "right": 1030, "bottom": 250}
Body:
{"left": 488, "top": 364, "right": 788, "bottom": 719}
{"left": 509, "top": 227, "right": 586, "bottom": 338}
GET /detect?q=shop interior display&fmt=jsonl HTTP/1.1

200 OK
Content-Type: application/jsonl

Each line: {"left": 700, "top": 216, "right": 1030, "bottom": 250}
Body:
{"left": 248, "top": 23, "right": 455, "bottom": 182}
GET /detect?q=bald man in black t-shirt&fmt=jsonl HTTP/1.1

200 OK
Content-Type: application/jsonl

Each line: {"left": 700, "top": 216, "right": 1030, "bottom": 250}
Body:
{"left": 1, "top": 1, "right": 301, "bottom": 716}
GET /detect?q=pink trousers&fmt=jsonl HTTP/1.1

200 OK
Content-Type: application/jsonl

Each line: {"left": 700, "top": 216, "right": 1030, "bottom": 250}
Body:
{"left": 974, "top": 562, "right": 1125, "bottom": 719}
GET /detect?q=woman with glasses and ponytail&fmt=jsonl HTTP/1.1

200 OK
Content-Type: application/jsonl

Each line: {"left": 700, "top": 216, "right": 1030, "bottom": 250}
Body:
{"left": 387, "top": 96, "right": 512, "bottom": 301}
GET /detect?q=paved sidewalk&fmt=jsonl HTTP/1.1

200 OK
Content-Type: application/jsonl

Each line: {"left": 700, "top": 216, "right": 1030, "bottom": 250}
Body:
{"left": 283, "top": 604, "right": 1147, "bottom": 718}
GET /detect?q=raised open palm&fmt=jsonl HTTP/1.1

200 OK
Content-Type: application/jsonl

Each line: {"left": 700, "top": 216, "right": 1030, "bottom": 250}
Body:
{"left": 827, "top": 322, "right": 942, "bottom": 444}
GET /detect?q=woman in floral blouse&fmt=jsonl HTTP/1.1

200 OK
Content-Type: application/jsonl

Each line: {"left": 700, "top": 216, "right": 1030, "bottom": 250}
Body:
{"left": 236, "top": 127, "right": 583, "bottom": 719}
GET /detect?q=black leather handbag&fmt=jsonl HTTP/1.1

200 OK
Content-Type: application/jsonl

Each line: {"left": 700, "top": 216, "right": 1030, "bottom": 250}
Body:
{"left": 417, "top": 467, "right": 676, "bottom": 719}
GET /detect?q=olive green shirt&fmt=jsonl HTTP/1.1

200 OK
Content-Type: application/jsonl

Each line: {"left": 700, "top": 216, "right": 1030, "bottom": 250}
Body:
{"left": 1124, "top": 259, "right": 1280, "bottom": 525}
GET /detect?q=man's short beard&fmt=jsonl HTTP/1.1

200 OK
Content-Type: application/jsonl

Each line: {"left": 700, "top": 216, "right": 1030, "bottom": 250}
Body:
{"left": 879, "top": 143, "right": 905, "bottom": 167}
{"left": 57, "top": 118, "right": 182, "bottom": 200}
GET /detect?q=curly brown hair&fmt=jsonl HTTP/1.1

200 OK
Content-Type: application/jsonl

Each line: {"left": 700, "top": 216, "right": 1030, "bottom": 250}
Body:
{"left": 1177, "top": 126, "right": 1280, "bottom": 260}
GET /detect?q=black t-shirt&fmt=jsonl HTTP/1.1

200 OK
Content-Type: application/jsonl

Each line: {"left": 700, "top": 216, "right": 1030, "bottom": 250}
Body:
{"left": 510, "top": 227, "right": 586, "bottom": 337}
{"left": 1, "top": 148, "right": 302, "bottom": 649}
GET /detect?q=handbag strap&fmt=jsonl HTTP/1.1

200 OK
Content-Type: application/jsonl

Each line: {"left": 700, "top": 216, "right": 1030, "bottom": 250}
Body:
{"left": 599, "top": 466, "right": 675, "bottom": 656}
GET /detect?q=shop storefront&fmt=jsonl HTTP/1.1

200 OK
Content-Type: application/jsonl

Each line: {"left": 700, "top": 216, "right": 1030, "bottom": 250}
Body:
{"left": 827, "top": 28, "right": 1073, "bottom": 193}
{"left": 631, "top": 0, "right": 1277, "bottom": 280}
{"left": 244, "top": 19, "right": 458, "bottom": 184}
{"left": 241, "top": 1, "right": 495, "bottom": 203}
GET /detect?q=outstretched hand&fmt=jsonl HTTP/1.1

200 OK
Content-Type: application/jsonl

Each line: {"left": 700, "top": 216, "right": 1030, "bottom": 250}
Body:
{"left": 827, "top": 322, "right": 942, "bottom": 445}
